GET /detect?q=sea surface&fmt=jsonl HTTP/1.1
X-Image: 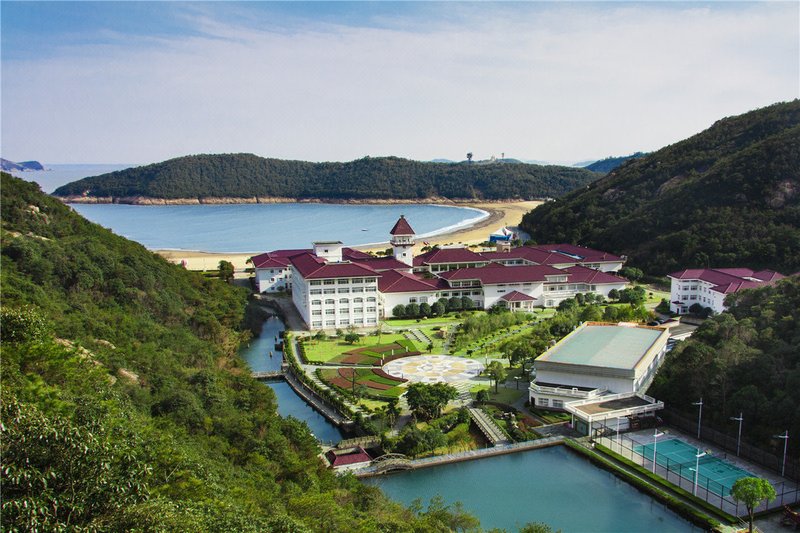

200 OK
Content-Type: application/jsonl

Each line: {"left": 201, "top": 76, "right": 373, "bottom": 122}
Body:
{"left": 366, "top": 445, "right": 699, "bottom": 532}
{"left": 9, "top": 163, "right": 136, "bottom": 193}
{"left": 70, "top": 203, "right": 488, "bottom": 253}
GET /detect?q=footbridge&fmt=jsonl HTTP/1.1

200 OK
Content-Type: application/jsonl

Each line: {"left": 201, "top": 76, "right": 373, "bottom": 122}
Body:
{"left": 251, "top": 371, "right": 285, "bottom": 381}
{"left": 368, "top": 454, "right": 414, "bottom": 474}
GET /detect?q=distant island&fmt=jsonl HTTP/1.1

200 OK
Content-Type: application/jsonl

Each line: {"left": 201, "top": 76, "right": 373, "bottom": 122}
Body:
{"left": 1, "top": 158, "right": 44, "bottom": 172}
{"left": 52, "top": 154, "right": 600, "bottom": 204}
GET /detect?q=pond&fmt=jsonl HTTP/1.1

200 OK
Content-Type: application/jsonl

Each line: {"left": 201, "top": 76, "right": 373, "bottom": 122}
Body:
{"left": 365, "top": 445, "right": 699, "bottom": 532}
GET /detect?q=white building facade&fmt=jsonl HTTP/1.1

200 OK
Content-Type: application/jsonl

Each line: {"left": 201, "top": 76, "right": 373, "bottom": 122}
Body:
{"left": 668, "top": 268, "right": 784, "bottom": 315}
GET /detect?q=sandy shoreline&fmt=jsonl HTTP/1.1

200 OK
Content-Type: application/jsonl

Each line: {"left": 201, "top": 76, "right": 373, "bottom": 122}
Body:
{"left": 155, "top": 200, "right": 542, "bottom": 271}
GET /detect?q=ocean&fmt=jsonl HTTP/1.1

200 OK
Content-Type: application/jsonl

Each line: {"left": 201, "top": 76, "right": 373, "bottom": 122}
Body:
{"left": 70, "top": 202, "right": 488, "bottom": 253}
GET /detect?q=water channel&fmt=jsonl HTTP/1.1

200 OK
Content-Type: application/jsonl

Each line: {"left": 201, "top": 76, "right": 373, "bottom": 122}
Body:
{"left": 239, "top": 316, "right": 343, "bottom": 444}
{"left": 242, "top": 318, "right": 696, "bottom": 531}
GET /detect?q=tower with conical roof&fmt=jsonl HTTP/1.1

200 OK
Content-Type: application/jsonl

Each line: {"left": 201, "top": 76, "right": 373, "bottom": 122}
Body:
{"left": 389, "top": 215, "right": 416, "bottom": 266}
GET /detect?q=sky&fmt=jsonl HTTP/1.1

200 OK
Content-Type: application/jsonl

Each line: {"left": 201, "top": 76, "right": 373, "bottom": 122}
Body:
{"left": 2, "top": 1, "right": 798, "bottom": 165}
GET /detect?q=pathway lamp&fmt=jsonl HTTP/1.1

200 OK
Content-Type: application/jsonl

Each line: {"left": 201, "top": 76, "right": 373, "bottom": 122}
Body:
{"left": 693, "top": 450, "right": 707, "bottom": 496}
{"left": 730, "top": 412, "right": 743, "bottom": 456}
{"left": 774, "top": 431, "right": 789, "bottom": 477}
{"left": 652, "top": 430, "right": 665, "bottom": 473}
{"left": 692, "top": 398, "right": 703, "bottom": 439}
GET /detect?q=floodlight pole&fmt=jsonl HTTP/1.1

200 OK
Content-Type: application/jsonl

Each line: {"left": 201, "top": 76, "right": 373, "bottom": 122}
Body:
{"left": 774, "top": 431, "right": 789, "bottom": 477}
{"left": 693, "top": 450, "right": 707, "bottom": 496}
{"left": 730, "top": 412, "right": 743, "bottom": 456}
{"left": 692, "top": 398, "right": 703, "bottom": 439}
{"left": 652, "top": 429, "right": 665, "bottom": 474}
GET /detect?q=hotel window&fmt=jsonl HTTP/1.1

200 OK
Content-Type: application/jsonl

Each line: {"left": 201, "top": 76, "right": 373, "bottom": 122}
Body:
{"left": 326, "top": 320, "right": 336, "bottom": 326}
{"left": 366, "top": 287, "right": 377, "bottom": 292}
{"left": 497, "top": 289, "right": 506, "bottom": 293}
{"left": 420, "top": 296, "right": 428, "bottom": 303}
{"left": 354, "top": 308, "right": 364, "bottom": 314}
{"left": 338, "top": 288, "right": 350, "bottom": 294}
{"left": 365, "top": 278, "right": 376, "bottom": 283}
{"left": 690, "top": 295, "right": 697, "bottom": 300}
{"left": 339, "top": 298, "right": 349, "bottom": 304}
{"left": 353, "top": 297, "right": 363, "bottom": 303}
{"left": 312, "top": 310, "right": 322, "bottom": 316}
{"left": 552, "top": 400, "right": 564, "bottom": 409}
{"left": 310, "top": 289, "right": 322, "bottom": 295}
{"left": 340, "top": 319, "right": 350, "bottom": 325}
{"left": 325, "top": 299, "right": 335, "bottom": 304}
{"left": 366, "top": 318, "right": 377, "bottom": 324}
{"left": 325, "top": 309, "right": 335, "bottom": 315}
{"left": 366, "top": 306, "right": 376, "bottom": 312}
{"left": 310, "top": 280, "right": 321, "bottom": 286}
{"left": 339, "top": 308, "right": 349, "bottom": 314}
{"left": 536, "top": 398, "right": 549, "bottom": 407}
{"left": 338, "top": 279, "right": 349, "bottom": 284}
{"left": 366, "top": 297, "right": 376, "bottom": 302}
{"left": 409, "top": 297, "right": 417, "bottom": 303}
{"left": 311, "top": 300, "right": 321, "bottom": 305}
{"left": 558, "top": 286, "right": 565, "bottom": 291}
{"left": 473, "top": 291, "right": 481, "bottom": 296}
{"left": 324, "top": 288, "right": 336, "bottom": 294}
{"left": 355, "top": 318, "right": 364, "bottom": 324}
{"left": 323, "top": 279, "right": 335, "bottom": 285}
{"left": 352, "top": 287, "right": 364, "bottom": 293}
{"left": 312, "top": 321, "right": 322, "bottom": 327}
{"left": 682, "top": 295, "right": 688, "bottom": 301}
{"left": 352, "top": 278, "right": 363, "bottom": 283}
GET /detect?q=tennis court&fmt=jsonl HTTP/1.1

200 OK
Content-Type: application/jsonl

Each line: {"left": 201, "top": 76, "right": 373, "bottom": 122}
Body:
{"left": 634, "top": 437, "right": 754, "bottom": 496}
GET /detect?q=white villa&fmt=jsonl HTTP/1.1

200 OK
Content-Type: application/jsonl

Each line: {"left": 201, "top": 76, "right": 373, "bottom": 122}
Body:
{"left": 252, "top": 216, "right": 630, "bottom": 330}
{"left": 667, "top": 268, "right": 784, "bottom": 315}
{"left": 530, "top": 322, "right": 670, "bottom": 436}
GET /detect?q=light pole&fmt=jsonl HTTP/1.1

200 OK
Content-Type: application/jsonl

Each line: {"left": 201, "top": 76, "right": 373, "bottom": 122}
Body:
{"left": 730, "top": 412, "right": 743, "bottom": 456}
{"left": 693, "top": 450, "right": 707, "bottom": 496}
{"left": 652, "top": 429, "right": 665, "bottom": 474}
{"left": 692, "top": 398, "right": 703, "bottom": 439}
{"left": 774, "top": 431, "right": 789, "bottom": 477}
{"left": 617, "top": 416, "right": 622, "bottom": 445}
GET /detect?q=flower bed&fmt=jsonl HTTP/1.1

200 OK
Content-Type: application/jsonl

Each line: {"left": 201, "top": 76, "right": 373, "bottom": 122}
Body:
{"left": 318, "top": 367, "right": 407, "bottom": 399}
{"left": 328, "top": 340, "right": 421, "bottom": 366}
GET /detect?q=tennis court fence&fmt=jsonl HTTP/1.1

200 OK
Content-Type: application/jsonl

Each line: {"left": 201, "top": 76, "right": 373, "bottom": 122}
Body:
{"left": 593, "top": 425, "right": 799, "bottom": 517}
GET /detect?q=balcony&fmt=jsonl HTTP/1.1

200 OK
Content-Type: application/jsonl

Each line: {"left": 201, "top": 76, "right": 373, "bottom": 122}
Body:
{"left": 529, "top": 382, "right": 605, "bottom": 399}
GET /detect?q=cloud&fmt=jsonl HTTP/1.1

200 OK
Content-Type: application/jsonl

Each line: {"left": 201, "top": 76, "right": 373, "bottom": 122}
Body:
{"left": 2, "top": 2, "right": 798, "bottom": 163}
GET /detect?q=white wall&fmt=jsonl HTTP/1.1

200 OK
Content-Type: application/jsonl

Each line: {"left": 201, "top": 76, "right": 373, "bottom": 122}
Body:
{"left": 535, "top": 368, "right": 635, "bottom": 395}
{"left": 255, "top": 267, "right": 291, "bottom": 293}
{"left": 302, "top": 276, "right": 381, "bottom": 330}
{"left": 382, "top": 291, "right": 440, "bottom": 317}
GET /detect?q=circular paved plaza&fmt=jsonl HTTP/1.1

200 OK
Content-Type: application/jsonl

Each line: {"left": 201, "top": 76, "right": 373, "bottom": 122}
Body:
{"left": 382, "top": 355, "right": 484, "bottom": 384}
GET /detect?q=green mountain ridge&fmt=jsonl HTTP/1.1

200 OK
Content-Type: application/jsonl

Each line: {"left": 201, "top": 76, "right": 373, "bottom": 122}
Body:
{"left": 52, "top": 154, "right": 600, "bottom": 201}
{"left": 0, "top": 173, "right": 476, "bottom": 531}
{"left": 520, "top": 100, "right": 800, "bottom": 275}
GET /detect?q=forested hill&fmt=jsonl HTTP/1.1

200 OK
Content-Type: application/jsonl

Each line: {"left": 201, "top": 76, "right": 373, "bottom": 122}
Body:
{"left": 0, "top": 173, "right": 470, "bottom": 531}
{"left": 583, "top": 152, "right": 647, "bottom": 173}
{"left": 649, "top": 276, "right": 800, "bottom": 454}
{"left": 52, "top": 154, "right": 600, "bottom": 202}
{"left": 520, "top": 100, "right": 800, "bottom": 275}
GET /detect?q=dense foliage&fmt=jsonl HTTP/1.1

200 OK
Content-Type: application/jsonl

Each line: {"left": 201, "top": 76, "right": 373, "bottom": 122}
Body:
{"left": 649, "top": 277, "right": 800, "bottom": 453}
{"left": 0, "top": 173, "right": 465, "bottom": 531}
{"left": 583, "top": 152, "right": 647, "bottom": 173}
{"left": 52, "top": 154, "right": 599, "bottom": 201}
{"left": 521, "top": 101, "right": 800, "bottom": 275}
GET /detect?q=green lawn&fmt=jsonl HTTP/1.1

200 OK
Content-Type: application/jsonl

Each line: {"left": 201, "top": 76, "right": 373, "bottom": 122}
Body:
{"left": 383, "top": 314, "right": 464, "bottom": 327}
{"left": 301, "top": 332, "right": 416, "bottom": 363}
{"left": 470, "top": 384, "right": 525, "bottom": 405}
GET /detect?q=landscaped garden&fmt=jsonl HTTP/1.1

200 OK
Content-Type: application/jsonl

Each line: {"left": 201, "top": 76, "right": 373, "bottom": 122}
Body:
{"left": 317, "top": 367, "right": 407, "bottom": 399}
{"left": 327, "top": 339, "right": 421, "bottom": 365}
{"left": 300, "top": 331, "right": 416, "bottom": 363}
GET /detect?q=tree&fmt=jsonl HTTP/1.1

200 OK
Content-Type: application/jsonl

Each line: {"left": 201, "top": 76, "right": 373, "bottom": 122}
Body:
{"left": 405, "top": 383, "right": 458, "bottom": 420}
{"left": 447, "top": 297, "right": 462, "bottom": 312}
{"left": 217, "top": 260, "right": 234, "bottom": 282}
{"left": 431, "top": 301, "right": 446, "bottom": 317}
{"left": 608, "top": 289, "right": 620, "bottom": 301}
{"left": 405, "top": 303, "right": 420, "bottom": 319}
{"left": 475, "top": 389, "right": 490, "bottom": 404}
{"left": 620, "top": 267, "right": 644, "bottom": 282}
{"left": 344, "top": 332, "right": 360, "bottom": 344}
{"left": 314, "top": 330, "right": 327, "bottom": 342}
{"left": 461, "top": 296, "right": 474, "bottom": 310}
{"left": 466, "top": 152, "right": 473, "bottom": 163}
{"left": 419, "top": 302, "right": 432, "bottom": 318}
{"left": 427, "top": 342, "right": 434, "bottom": 353}
{"left": 731, "top": 477, "right": 776, "bottom": 533}
{"left": 392, "top": 304, "right": 406, "bottom": 318}
{"left": 486, "top": 361, "right": 507, "bottom": 393}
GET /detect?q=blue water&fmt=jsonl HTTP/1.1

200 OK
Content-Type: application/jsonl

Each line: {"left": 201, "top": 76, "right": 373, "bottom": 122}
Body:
{"left": 239, "top": 317, "right": 343, "bottom": 444}
{"left": 10, "top": 163, "right": 135, "bottom": 193}
{"left": 70, "top": 203, "right": 488, "bottom": 253}
{"left": 366, "top": 446, "right": 698, "bottom": 532}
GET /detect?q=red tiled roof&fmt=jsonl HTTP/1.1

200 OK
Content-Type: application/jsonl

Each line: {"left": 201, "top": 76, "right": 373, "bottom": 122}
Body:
{"left": 378, "top": 270, "right": 440, "bottom": 293}
{"left": 389, "top": 215, "right": 416, "bottom": 235}
{"left": 562, "top": 265, "right": 628, "bottom": 285}
{"left": 500, "top": 290, "right": 535, "bottom": 302}
{"left": 413, "top": 247, "right": 487, "bottom": 266}
{"left": 439, "top": 264, "right": 564, "bottom": 284}
{"left": 290, "top": 253, "right": 378, "bottom": 279}
{"left": 266, "top": 249, "right": 313, "bottom": 258}
{"left": 481, "top": 246, "right": 577, "bottom": 266}
{"left": 668, "top": 267, "right": 786, "bottom": 294}
{"left": 325, "top": 446, "right": 372, "bottom": 467}
{"left": 342, "top": 247, "right": 372, "bottom": 260}
{"left": 533, "top": 243, "right": 624, "bottom": 263}
{"left": 355, "top": 257, "right": 410, "bottom": 271}
{"left": 251, "top": 250, "right": 309, "bottom": 269}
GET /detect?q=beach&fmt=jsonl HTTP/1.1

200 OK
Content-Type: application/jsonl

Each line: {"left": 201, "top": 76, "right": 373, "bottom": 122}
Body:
{"left": 155, "top": 200, "right": 542, "bottom": 271}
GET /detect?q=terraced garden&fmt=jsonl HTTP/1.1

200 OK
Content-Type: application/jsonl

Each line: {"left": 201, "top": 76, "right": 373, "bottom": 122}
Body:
{"left": 327, "top": 339, "right": 420, "bottom": 365}
{"left": 317, "top": 367, "right": 407, "bottom": 399}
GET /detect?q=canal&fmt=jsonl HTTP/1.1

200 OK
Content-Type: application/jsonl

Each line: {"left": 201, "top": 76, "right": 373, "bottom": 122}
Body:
{"left": 240, "top": 316, "right": 344, "bottom": 444}
{"left": 365, "top": 445, "right": 699, "bottom": 532}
